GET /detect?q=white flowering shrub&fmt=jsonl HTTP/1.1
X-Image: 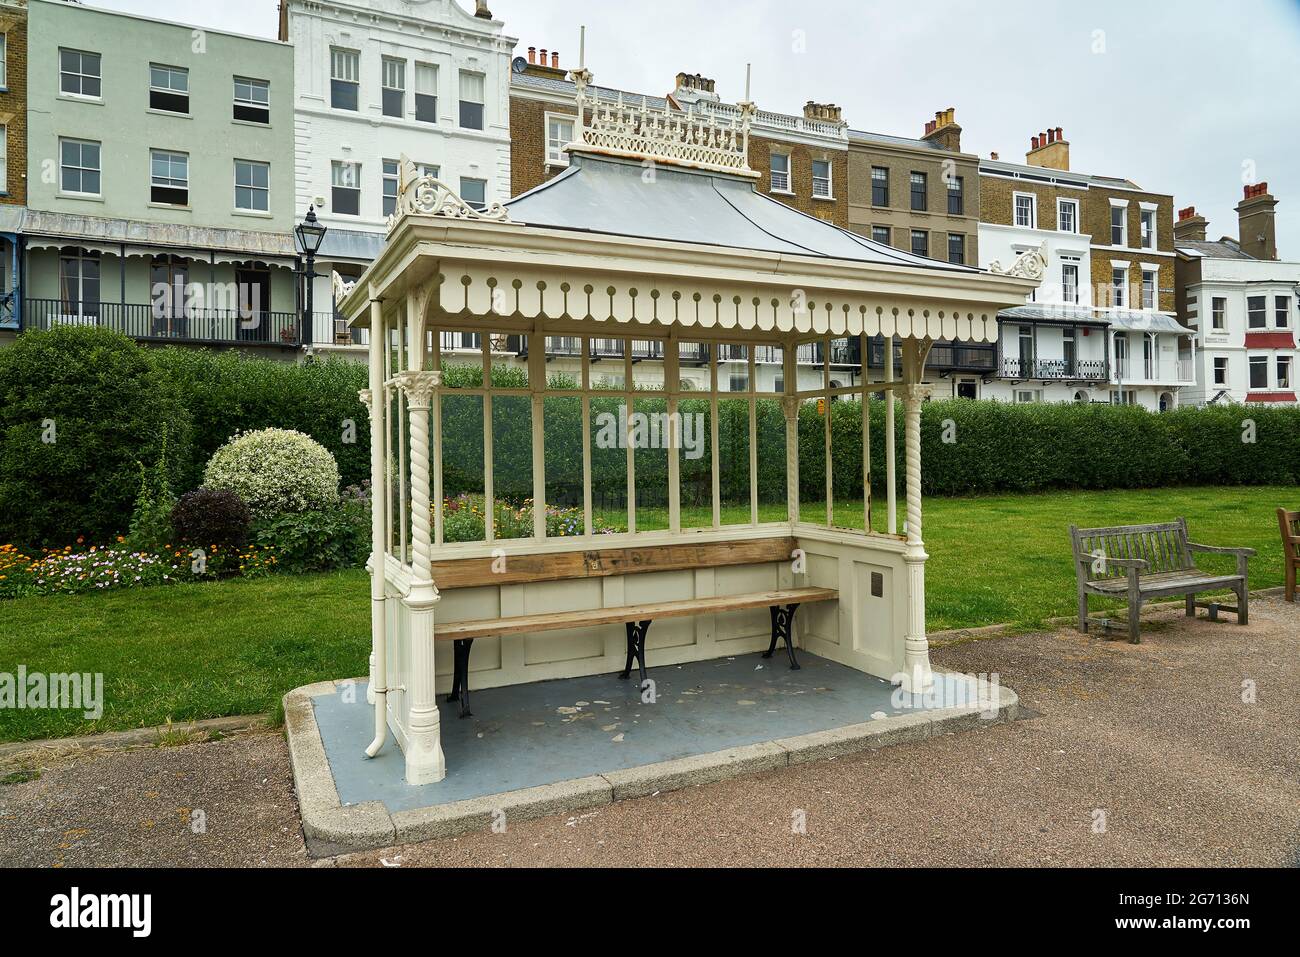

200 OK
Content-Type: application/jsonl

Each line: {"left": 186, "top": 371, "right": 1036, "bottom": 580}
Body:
{"left": 203, "top": 428, "right": 340, "bottom": 518}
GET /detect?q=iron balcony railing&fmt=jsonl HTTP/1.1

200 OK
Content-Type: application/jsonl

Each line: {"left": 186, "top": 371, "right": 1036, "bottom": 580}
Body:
{"left": 1001, "top": 356, "right": 1108, "bottom": 381}
{"left": 24, "top": 299, "right": 337, "bottom": 347}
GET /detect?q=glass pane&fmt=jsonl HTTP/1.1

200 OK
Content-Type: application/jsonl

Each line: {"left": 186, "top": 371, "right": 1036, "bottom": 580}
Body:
{"left": 797, "top": 397, "right": 826, "bottom": 524}
{"left": 543, "top": 396, "right": 584, "bottom": 538}
{"left": 589, "top": 394, "right": 629, "bottom": 533}
{"left": 754, "top": 344, "right": 784, "bottom": 392}
{"left": 678, "top": 395, "right": 712, "bottom": 528}
{"left": 631, "top": 340, "right": 666, "bottom": 390}
{"left": 589, "top": 337, "right": 625, "bottom": 390}
{"left": 831, "top": 395, "right": 864, "bottom": 530}
{"left": 677, "top": 341, "right": 710, "bottom": 392}
{"left": 492, "top": 395, "right": 532, "bottom": 540}
{"left": 441, "top": 393, "right": 485, "bottom": 543}
{"left": 491, "top": 333, "right": 527, "bottom": 388}
{"left": 544, "top": 335, "right": 582, "bottom": 385}
{"left": 718, "top": 343, "right": 749, "bottom": 393}
{"left": 718, "top": 397, "right": 750, "bottom": 525}
{"left": 440, "top": 332, "right": 482, "bottom": 388}
{"left": 633, "top": 397, "right": 668, "bottom": 530}
{"left": 755, "top": 398, "right": 787, "bottom": 522}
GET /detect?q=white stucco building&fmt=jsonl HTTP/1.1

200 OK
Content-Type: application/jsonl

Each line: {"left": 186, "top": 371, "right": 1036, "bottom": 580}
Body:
{"left": 278, "top": 0, "right": 515, "bottom": 350}
{"left": 1175, "top": 190, "right": 1300, "bottom": 406}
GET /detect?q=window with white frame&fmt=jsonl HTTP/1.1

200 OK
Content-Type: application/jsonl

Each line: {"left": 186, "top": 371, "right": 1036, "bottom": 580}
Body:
{"left": 459, "top": 71, "right": 485, "bottom": 130}
{"left": 1247, "top": 295, "right": 1267, "bottom": 329}
{"left": 1139, "top": 207, "right": 1156, "bottom": 249}
{"left": 149, "top": 64, "right": 189, "bottom": 114}
{"left": 150, "top": 150, "right": 189, "bottom": 205}
{"left": 1110, "top": 202, "right": 1128, "bottom": 246}
{"left": 1111, "top": 265, "right": 1128, "bottom": 307}
{"left": 1062, "top": 260, "right": 1079, "bottom": 303}
{"left": 233, "top": 76, "right": 270, "bottom": 123}
{"left": 59, "top": 250, "right": 100, "bottom": 318}
{"left": 0, "top": 125, "right": 6, "bottom": 193}
{"left": 812, "top": 159, "right": 832, "bottom": 199}
{"left": 1057, "top": 198, "right": 1078, "bottom": 233}
{"left": 1014, "top": 192, "right": 1036, "bottom": 228}
{"left": 546, "top": 113, "right": 575, "bottom": 166}
{"left": 1249, "top": 354, "right": 1268, "bottom": 389}
{"left": 60, "top": 49, "right": 102, "bottom": 99}
{"left": 1211, "top": 296, "right": 1226, "bottom": 330}
{"left": 59, "top": 138, "right": 101, "bottom": 195}
{"left": 234, "top": 159, "right": 269, "bottom": 212}
{"left": 382, "top": 159, "right": 400, "bottom": 217}
{"left": 381, "top": 57, "right": 405, "bottom": 118}
{"left": 1275, "top": 295, "right": 1290, "bottom": 328}
{"left": 1141, "top": 268, "right": 1157, "bottom": 309}
{"left": 330, "top": 48, "right": 359, "bottom": 111}
{"left": 331, "top": 161, "right": 360, "bottom": 215}
{"left": 1279, "top": 355, "right": 1292, "bottom": 389}
{"left": 769, "top": 152, "right": 790, "bottom": 192}
{"left": 0, "top": 33, "right": 7, "bottom": 89}
{"left": 1213, "top": 356, "right": 1228, "bottom": 385}
{"left": 414, "top": 63, "right": 438, "bottom": 123}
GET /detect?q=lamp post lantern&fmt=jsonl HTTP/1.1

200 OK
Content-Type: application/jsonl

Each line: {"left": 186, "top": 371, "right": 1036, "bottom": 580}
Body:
{"left": 295, "top": 205, "right": 328, "bottom": 347}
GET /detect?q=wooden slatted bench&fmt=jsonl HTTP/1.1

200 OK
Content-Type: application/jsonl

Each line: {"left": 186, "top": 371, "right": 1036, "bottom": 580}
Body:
{"left": 1279, "top": 508, "right": 1299, "bottom": 603}
{"left": 1070, "top": 518, "right": 1254, "bottom": 644}
{"left": 427, "top": 537, "right": 838, "bottom": 717}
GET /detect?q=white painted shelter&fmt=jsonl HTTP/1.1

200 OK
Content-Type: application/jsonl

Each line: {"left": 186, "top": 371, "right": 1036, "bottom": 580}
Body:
{"left": 337, "top": 65, "right": 1034, "bottom": 784}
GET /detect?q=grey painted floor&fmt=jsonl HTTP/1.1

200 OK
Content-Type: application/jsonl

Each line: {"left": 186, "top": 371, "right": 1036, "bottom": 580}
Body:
{"left": 313, "top": 651, "right": 905, "bottom": 813}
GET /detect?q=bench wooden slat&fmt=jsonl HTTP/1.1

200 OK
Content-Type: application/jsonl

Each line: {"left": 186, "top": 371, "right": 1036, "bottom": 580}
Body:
{"left": 428, "top": 537, "right": 797, "bottom": 589}
{"left": 434, "top": 586, "right": 838, "bottom": 641}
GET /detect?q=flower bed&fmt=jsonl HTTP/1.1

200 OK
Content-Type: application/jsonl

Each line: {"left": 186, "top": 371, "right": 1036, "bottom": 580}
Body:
{"left": 442, "top": 494, "right": 624, "bottom": 543}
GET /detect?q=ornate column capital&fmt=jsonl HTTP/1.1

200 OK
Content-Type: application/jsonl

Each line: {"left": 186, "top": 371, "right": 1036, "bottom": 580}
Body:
{"left": 901, "top": 382, "right": 932, "bottom": 407}
{"left": 396, "top": 370, "right": 442, "bottom": 410}
{"left": 358, "top": 388, "right": 373, "bottom": 413}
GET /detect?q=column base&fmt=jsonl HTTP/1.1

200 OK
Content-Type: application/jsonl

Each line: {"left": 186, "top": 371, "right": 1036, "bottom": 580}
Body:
{"left": 404, "top": 707, "right": 447, "bottom": 785}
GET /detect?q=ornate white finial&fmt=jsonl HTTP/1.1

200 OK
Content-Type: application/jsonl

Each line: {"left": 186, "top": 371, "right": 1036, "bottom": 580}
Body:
{"left": 988, "top": 241, "right": 1048, "bottom": 280}
{"left": 385, "top": 154, "right": 511, "bottom": 234}
{"left": 332, "top": 271, "right": 356, "bottom": 303}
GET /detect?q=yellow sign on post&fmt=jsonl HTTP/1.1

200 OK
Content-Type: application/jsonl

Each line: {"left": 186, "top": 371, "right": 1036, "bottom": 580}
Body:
{"left": 817, "top": 398, "right": 826, "bottom": 416}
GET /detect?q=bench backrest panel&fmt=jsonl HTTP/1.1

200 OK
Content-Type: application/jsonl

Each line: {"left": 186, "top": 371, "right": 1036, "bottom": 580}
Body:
{"left": 429, "top": 536, "right": 798, "bottom": 589}
{"left": 1280, "top": 509, "right": 1300, "bottom": 559}
{"left": 1071, "top": 519, "right": 1193, "bottom": 581}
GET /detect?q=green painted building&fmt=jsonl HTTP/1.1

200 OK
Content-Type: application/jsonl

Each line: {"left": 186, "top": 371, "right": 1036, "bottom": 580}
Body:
{"left": 22, "top": 0, "right": 313, "bottom": 349}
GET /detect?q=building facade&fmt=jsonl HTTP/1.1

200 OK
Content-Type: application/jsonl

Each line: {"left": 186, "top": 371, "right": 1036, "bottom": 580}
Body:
{"left": 1174, "top": 186, "right": 1299, "bottom": 406}
{"left": 22, "top": 0, "right": 302, "bottom": 349}
{"left": 0, "top": 0, "right": 25, "bottom": 334}
{"left": 280, "top": 0, "right": 514, "bottom": 350}
{"left": 975, "top": 129, "right": 1194, "bottom": 410}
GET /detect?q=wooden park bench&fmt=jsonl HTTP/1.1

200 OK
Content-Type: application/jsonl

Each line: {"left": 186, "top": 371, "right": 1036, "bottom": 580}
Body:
{"left": 1069, "top": 518, "right": 1254, "bottom": 643}
{"left": 1280, "top": 508, "right": 1300, "bottom": 603}
{"left": 429, "top": 537, "right": 838, "bottom": 717}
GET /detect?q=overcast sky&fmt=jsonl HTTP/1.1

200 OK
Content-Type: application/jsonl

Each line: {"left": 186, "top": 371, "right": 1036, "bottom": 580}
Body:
{"left": 87, "top": 0, "right": 1300, "bottom": 255}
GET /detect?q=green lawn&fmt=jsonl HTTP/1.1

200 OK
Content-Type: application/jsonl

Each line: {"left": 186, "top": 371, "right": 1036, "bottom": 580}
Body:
{"left": 1, "top": 486, "right": 1293, "bottom": 743}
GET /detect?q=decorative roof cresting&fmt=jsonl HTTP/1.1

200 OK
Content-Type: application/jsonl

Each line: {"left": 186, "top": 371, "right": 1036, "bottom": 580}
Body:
{"left": 385, "top": 157, "right": 511, "bottom": 235}
{"left": 566, "top": 27, "right": 758, "bottom": 179}
{"left": 988, "top": 241, "right": 1048, "bottom": 280}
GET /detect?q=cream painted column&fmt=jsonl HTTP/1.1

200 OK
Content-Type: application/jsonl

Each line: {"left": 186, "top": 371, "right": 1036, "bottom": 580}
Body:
{"left": 397, "top": 368, "right": 446, "bottom": 784}
{"left": 900, "top": 378, "right": 934, "bottom": 693}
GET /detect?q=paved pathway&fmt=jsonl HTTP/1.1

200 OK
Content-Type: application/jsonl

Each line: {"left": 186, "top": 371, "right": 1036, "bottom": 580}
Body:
{"left": 2, "top": 598, "right": 1296, "bottom": 867}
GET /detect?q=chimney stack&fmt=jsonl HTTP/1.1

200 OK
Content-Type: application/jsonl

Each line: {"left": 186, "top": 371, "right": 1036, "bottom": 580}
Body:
{"left": 1174, "top": 206, "right": 1208, "bottom": 243}
{"left": 1026, "top": 126, "right": 1070, "bottom": 171}
{"left": 475, "top": 0, "right": 492, "bottom": 18}
{"left": 803, "top": 101, "right": 843, "bottom": 123}
{"left": 920, "top": 107, "right": 961, "bottom": 152}
{"left": 1236, "top": 182, "right": 1278, "bottom": 260}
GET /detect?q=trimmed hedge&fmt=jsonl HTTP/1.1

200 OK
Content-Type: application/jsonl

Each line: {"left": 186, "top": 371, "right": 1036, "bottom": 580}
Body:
{"left": 2, "top": 327, "right": 1297, "bottom": 548}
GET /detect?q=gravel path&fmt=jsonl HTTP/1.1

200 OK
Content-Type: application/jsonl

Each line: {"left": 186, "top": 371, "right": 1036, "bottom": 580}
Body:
{"left": 2, "top": 597, "right": 1296, "bottom": 868}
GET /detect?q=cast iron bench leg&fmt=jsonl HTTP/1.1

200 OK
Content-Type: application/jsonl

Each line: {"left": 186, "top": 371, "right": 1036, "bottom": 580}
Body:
{"left": 619, "top": 620, "right": 652, "bottom": 685}
{"left": 764, "top": 603, "right": 801, "bottom": 670}
{"left": 446, "top": 638, "right": 474, "bottom": 718}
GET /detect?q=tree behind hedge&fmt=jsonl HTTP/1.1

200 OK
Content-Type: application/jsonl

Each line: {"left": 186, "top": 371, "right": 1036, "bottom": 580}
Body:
{"left": 0, "top": 326, "right": 192, "bottom": 547}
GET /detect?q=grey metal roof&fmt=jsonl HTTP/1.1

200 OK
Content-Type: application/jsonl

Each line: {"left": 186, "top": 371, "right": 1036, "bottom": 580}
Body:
{"left": 999, "top": 303, "right": 1194, "bottom": 335}
{"left": 315, "top": 226, "right": 386, "bottom": 262}
{"left": 849, "top": 129, "right": 944, "bottom": 152}
{"left": 1107, "top": 310, "right": 1195, "bottom": 334}
{"left": 1176, "top": 239, "right": 1256, "bottom": 261}
{"left": 505, "top": 153, "right": 979, "bottom": 272}
{"left": 18, "top": 209, "right": 295, "bottom": 257}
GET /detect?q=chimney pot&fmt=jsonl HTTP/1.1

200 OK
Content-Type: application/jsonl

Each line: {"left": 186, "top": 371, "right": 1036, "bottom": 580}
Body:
{"left": 475, "top": 0, "right": 492, "bottom": 18}
{"left": 1056, "top": 126, "right": 1063, "bottom": 140}
{"left": 990, "top": 151, "right": 999, "bottom": 160}
{"left": 1031, "top": 135, "right": 1039, "bottom": 149}
{"left": 552, "top": 51, "right": 559, "bottom": 68}
{"left": 527, "top": 46, "right": 536, "bottom": 64}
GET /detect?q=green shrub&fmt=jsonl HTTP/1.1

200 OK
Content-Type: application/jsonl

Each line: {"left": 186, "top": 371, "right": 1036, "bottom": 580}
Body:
{"left": 170, "top": 488, "right": 253, "bottom": 549}
{"left": 250, "top": 502, "right": 369, "bottom": 573}
{"left": 127, "top": 429, "right": 180, "bottom": 552}
{"left": 0, "top": 326, "right": 192, "bottom": 548}
{"left": 205, "top": 428, "right": 341, "bottom": 517}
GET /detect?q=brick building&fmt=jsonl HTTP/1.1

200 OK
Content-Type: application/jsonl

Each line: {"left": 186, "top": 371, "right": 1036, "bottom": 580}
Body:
{"left": 0, "top": 0, "right": 25, "bottom": 334}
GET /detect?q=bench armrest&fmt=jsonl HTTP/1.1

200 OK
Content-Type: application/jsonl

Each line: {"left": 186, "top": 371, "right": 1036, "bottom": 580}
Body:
{"left": 1187, "top": 542, "right": 1256, "bottom": 557}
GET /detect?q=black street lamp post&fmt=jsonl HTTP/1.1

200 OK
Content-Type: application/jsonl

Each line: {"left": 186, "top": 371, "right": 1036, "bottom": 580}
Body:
{"left": 294, "top": 205, "right": 328, "bottom": 347}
